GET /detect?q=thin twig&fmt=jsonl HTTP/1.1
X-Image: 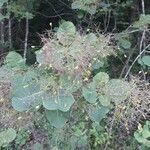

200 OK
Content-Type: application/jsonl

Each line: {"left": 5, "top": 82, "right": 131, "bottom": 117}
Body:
{"left": 104, "top": 107, "right": 118, "bottom": 150}
{"left": 120, "top": 47, "right": 136, "bottom": 78}
{"left": 124, "top": 44, "right": 150, "bottom": 79}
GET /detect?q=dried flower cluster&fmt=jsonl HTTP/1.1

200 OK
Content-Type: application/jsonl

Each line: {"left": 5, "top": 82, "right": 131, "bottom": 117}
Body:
{"left": 38, "top": 21, "right": 114, "bottom": 77}
{"left": 112, "top": 76, "right": 150, "bottom": 135}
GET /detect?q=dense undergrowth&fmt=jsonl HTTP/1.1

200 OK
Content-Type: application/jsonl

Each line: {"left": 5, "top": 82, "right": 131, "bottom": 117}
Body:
{"left": 0, "top": 0, "right": 150, "bottom": 150}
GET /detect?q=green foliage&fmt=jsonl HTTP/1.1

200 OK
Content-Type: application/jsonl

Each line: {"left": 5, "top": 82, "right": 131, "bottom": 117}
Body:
{"left": 134, "top": 121, "right": 150, "bottom": 148}
{"left": 11, "top": 72, "right": 42, "bottom": 112}
{"left": 0, "top": 0, "right": 7, "bottom": 8}
{"left": 5, "top": 51, "right": 26, "bottom": 69}
{"left": 36, "top": 21, "right": 114, "bottom": 76}
{"left": 90, "top": 123, "right": 110, "bottom": 147}
{"left": 133, "top": 14, "right": 150, "bottom": 28}
{"left": 71, "top": 122, "right": 88, "bottom": 149}
{"left": 105, "top": 79, "right": 131, "bottom": 104}
{"left": 16, "top": 0, "right": 36, "bottom": 12}
{"left": 71, "top": 0, "right": 100, "bottom": 15}
{"left": 0, "top": 19, "right": 134, "bottom": 150}
{"left": 88, "top": 106, "right": 110, "bottom": 122}
{"left": 0, "top": 0, "right": 9, "bottom": 22}
{"left": 0, "top": 13, "right": 9, "bottom": 21}
{"left": 46, "top": 110, "right": 69, "bottom": 128}
{"left": 119, "top": 38, "right": 132, "bottom": 49}
{"left": 59, "top": 75, "right": 82, "bottom": 93}
{"left": 93, "top": 72, "right": 109, "bottom": 84}
{"left": 82, "top": 83, "right": 98, "bottom": 103}
{"left": 0, "top": 128, "right": 16, "bottom": 147}
{"left": 92, "top": 59, "right": 105, "bottom": 70}
{"left": 8, "top": 0, "right": 34, "bottom": 19}
{"left": 33, "top": 143, "right": 43, "bottom": 150}
{"left": 0, "top": 1, "right": 149, "bottom": 149}
{"left": 116, "top": 33, "right": 132, "bottom": 51}
{"left": 43, "top": 91, "right": 75, "bottom": 112}
{"left": 0, "top": 66, "right": 14, "bottom": 82}
{"left": 77, "top": 10, "right": 85, "bottom": 19}
{"left": 56, "top": 21, "right": 76, "bottom": 46}
{"left": 141, "top": 55, "right": 150, "bottom": 67}
{"left": 35, "top": 50, "right": 45, "bottom": 65}
{"left": 3, "top": 46, "right": 130, "bottom": 132}
{"left": 82, "top": 72, "right": 131, "bottom": 105}
{"left": 15, "top": 128, "right": 31, "bottom": 147}
{"left": 98, "top": 95, "right": 110, "bottom": 106}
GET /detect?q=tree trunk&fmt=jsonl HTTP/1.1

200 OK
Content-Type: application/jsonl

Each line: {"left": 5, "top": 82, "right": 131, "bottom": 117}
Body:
{"left": 24, "top": 17, "right": 29, "bottom": 60}
{"left": 8, "top": 15, "right": 12, "bottom": 49}
{"left": 0, "top": 8, "right": 5, "bottom": 53}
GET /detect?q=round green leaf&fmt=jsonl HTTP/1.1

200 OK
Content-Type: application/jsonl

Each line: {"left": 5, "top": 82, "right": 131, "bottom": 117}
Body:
{"left": 5, "top": 51, "right": 26, "bottom": 69}
{"left": 43, "top": 91, "right": 75, "bottom": 112}
{"left": 142, "top": 55, "right": 150, "bottom": 67}
{"left": 105, "top": 79, "right": 131, "bottom": 103}
{"left": 57, "top": 21, "right": 76, "bottom": 46}
{"left": 45, "top": 110, "right": 69, "bottom": 128}
{"left": 59, "top": 75, "right": 82, "bottom": 93}
{"left": 82, "top": 83, "right": 98, "bottom": 103}
{"left": 77, "top": 10, "right": 85, "bottom": 19}
{"left": 11, "top": 72, "right": 43, "bottom": 112}
{"left": 12, "top": 84, "right": 43, "bottom": 112}
{"left": 33, "top": 143, "right": 43, "bottom": 150}
{"left": 0, "top": 128, "right": 16, "bottom": 147}
{"left": 85, "top": 33, "right": 98, "bottom": 45}
{"left": 119, "top": 39, "right": 131, "bottom": 49}
{"left": 98, "top": 95, "right": 110, "bottom": 106}
{"left": 88, "top": 106, "right": 110, "bottom": 122}
{"left": 35, "top": 50, "right": 45, "bottom": 65}
{"left": 93, "top": 72, "right": 109, "bottom": 84}
{"left": 138, "top": 58, "right": 145, "bottom": 66}
{"left": 92, "top": 59, "right": 104, "bottom": 70}
{"left": 0, "top": 66, "right": 14, "bottom": 82}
